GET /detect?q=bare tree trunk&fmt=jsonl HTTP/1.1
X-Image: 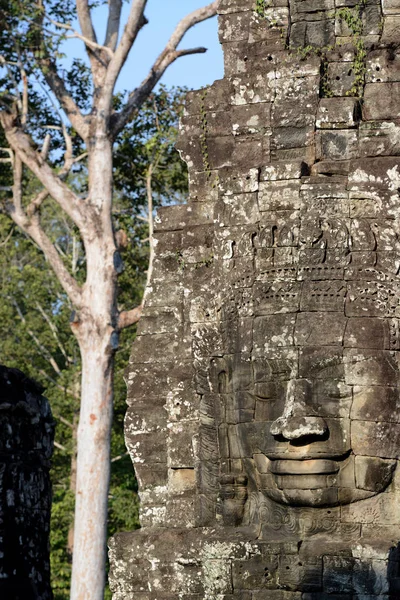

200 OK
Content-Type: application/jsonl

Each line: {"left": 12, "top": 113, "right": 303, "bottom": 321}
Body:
{"left": 69, "top": 133, "right": 118, "bottom": 600}
{"left": 70, "top": 331, "right": 114, "bottom": 600}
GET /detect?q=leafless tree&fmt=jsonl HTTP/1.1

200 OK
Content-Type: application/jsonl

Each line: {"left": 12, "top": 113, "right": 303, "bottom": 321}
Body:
{"left": 0, "top": 1, "right": 218, "bottom": 598}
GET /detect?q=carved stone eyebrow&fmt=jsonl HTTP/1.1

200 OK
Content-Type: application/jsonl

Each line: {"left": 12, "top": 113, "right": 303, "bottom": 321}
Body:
{"left": 307, "top": 354, "right": 345, "bottom": 373}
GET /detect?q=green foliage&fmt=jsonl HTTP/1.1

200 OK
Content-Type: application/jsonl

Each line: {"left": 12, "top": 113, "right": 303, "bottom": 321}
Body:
{"left": 336, "top": 2, "right": 367, "bottom": 97}
{"left": 289, "top": 0, "right": 367, "bottom": 98}
{"left": 254, "top": 0, "right": 266, "bottom": 18}
{"left": 113, "top": 85, "right": 188, "bottom": 217}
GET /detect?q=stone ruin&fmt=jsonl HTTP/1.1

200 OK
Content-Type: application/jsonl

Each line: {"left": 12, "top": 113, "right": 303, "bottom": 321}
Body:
{"left": 109, "top": 0, "right": 400, "bottom": 597}
{"left": 0, "top": 366, "right": 54, "bottom": 600}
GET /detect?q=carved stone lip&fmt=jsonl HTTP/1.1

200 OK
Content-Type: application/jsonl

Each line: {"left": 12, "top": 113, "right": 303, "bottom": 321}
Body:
{"left": 268, "top": 459, "right": 340, "bottom": 475}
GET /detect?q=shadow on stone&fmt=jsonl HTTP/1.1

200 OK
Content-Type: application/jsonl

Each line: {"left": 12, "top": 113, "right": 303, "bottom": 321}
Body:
{"left": 0, "top": 365, "right": 54, "bottom": 600}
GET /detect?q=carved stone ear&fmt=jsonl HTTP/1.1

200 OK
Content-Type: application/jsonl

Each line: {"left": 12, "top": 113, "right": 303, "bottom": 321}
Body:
{"left": 219, "top": 474, "right": 248, "bottom": 526}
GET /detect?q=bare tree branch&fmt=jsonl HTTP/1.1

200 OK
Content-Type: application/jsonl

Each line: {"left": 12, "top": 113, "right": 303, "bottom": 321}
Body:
{"left": 13, "top": 298, "right": 62, "bottom": 375}
{"left": 118, "top": 305, "right": 143, "bottom": 330}
{"left": 56, "top": 414, "right": 75, "bottom": 428}
{"left": 26, "top": 142, "right": 86, "bottom": 219}
{"left": 54, "top": 441, "right": 68, "bottom": 452}
{"left": 13, "top": 212, "right": 83, "bottom": 307}
{"left": 111, "top": 1, "right": 218, "bottom": 135}
{"left": 0, "top": 224, "right": 14, "bottom": 246}
{"left": 19, "top": 60, "right": 28, "bottom": 127}
{"left": 26, "top": 189, "right": 48, "bottom": 217}
{"left": 75, "top": 0, "right": 117, "bottom": 84}
{"left": 1, "top": 113, "right": 89, "bottom": 230}
{"left": 104, "top": 0, "right": 123, "bottom": 51}
{"left": 38, "top": 369, "right": 81, "bottom": 403}
{"left": 35, "top": 301, "right": 72, "bottom": 364}
{"left": 101, "top": 0, "right": 148, "bottom": 108}
{"left": 41, "top": 133, "right": 51, "bottom": 160}
{"left": 5, "top": 149, "right": 82, "bottom": 306}
{"left": 76, "top": 0, "right": 97, "bottom": 42}
{"left": 12, "top": 153, "right": 23, "bottom": 215}
{"left": 40, "top": 62, "right": 89, "bottom": 140}
{"left": 111, "top": 451, "right": 129, "bottom": 463}
{"left": 44, "top": 16, "right": 114, "bottom": 58}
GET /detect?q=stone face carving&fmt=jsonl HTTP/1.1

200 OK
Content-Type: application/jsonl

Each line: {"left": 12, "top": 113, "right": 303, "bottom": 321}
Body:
{"left": 109, "top": 0, "right": 400, "bottom": 598}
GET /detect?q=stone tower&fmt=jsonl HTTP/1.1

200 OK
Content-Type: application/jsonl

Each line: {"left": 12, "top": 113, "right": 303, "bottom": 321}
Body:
{"left": 109, "top": 0, "right": 400, "bottom": 597}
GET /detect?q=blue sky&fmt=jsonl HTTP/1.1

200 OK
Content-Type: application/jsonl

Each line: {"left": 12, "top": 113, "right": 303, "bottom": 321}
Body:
{"left": 68, "top": 1, "right": 224, "bottom": 93}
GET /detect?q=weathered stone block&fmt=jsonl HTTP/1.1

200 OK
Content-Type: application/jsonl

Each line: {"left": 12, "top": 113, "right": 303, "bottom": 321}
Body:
{"left": 316, "top": 98, "right": 358, "bottom": 129}
{"left": 362, "top": 5, "right": 382, "bottom": 34}
{"left": 231, "top": 135, "right": 268, "bottom": 168}
{"left": 323, "top": 555, "right": 354, "bottom": 593}
{"left": 218, "top": 11, "right": 251, "bottom": 43}
{"left": 219, "top": 167, "right": 259, "bottom": 194}
{"left": 208, "top": 135, "right": 236, "bottom": 169}
{"left": 222, "top": 40, "right": 251, "bottom": 76}
{"left": 351, "top": 385, "right": 400, "bottom": 423}
{"left": 155, "top": 203, "right": 214, "bottom": 232}
{"left": 294, "top": 312, "right": 347, "bottom": 346}
{"left": 342, "top": 493, "right": 400, "bottom": 524}
{"left": 272, "top": 125, "right": 314, "bottom": 150}
{"left": 231, "top": 102, "right": 271, "bottom": 135}
{"left": 167, "top": 422, "right": 197, "bottom": 468}
{"left": 351, "top": 420, "right": 400, "bottom": 459}
{"left": 249, "top": 9, "right": 289, "bottom": 45}
{"left": 134, "top": 464, "right": 168, "bottom": 488}
{"left": 258, "top": 180, "right": 301, "bottom": 211}
{"left": 363, "top": 83, "right": 400, "bottom": 120}
{"left": 327, "top": 62, "right": 356, "bottom": 96}
{"left": 381, "top": 16, "right": 400, "bottom": 42}
{"left": 272, "top": 76, "right": 319, "bottom": 128}
{"left": 316, "top": 130, "right": 358, "bottom": 160}
{"left": 382, "top": 0, "right": 400, "bottom": 13}
{"left": 189, "top": 170, "right": 219, "bottom": 203}
{"left": 359, "top": 121, "right": 400, "bottom": 157}
{"left": 165, "top": 497, "right": 197, "bottom": 527}
{"left": 260, "top": 160, "right": 307, "bottom": 180}
{"left": 344, "top": 318, "right": 390, "bottom": 350}
{"left": 230, "top": 73, "right": 274, "bottom": 105}
{"left": 137, "top": 306, "right": 183, "bottom": 336}
{"left": 125, "top": 430, "right": 167, "bottom": 465}
{"left": 311, "top": 159, "right": 351, "bottom": 176}
{"left": 278, "top": 554, "right": 322, "bottom": 591}
{"left": 366, "top": 50, "right": 400, "bottom": 83}
{"left": 125, "top": 398, "right": 167, "bottom": 435}
{"left": 300, "top": 280, "right": 347, "bottom": 312}
{"left": 218, "top": 0, "right": 254, "bottom": 14}
{"left": 355, "top": 456, "right": 396, "bottom": 492}
{"left": 344, "top": 348, "right": 398, "bottom": 386}
{"left": 131, "top": 332, "right": 191, "bottom": 364}
{"left": 216, "top": 192, "right": 260, "bottom": 226}
{"left": 305, "top": 19, "right": 335, "bottom": 47}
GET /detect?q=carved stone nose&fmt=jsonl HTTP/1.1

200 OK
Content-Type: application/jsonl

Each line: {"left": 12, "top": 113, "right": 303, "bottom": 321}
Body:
{"left": 270, "top": 415, "right": 328, "bottom": 440}
{"left": 270, "top": 378, "right": 328, "bottom": 440}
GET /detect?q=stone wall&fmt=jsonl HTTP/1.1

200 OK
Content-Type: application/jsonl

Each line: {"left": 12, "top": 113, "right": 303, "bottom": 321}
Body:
{"left": 0, "top": 366, "right": 54, "bottom": 599}
{"left": 109, "top": 0, "right": 400, "bottom": 597}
